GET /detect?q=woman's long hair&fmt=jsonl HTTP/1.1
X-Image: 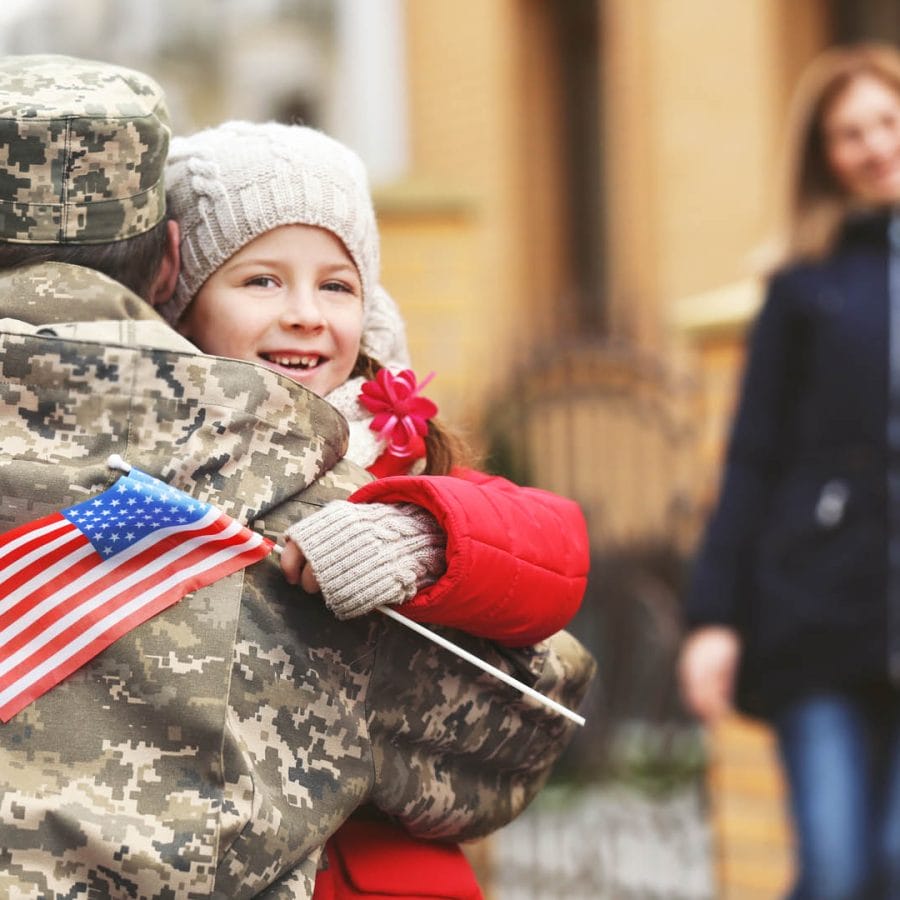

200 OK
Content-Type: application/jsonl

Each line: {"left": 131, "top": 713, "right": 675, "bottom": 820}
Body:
{"left": 778, "top": 42, "right": 900, "bottom": 265}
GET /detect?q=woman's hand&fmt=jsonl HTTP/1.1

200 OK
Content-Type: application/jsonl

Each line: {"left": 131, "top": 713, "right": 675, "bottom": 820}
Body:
{"left": 280, "top": 539, "right": 321, "bottom": 594}
{"left": 678, "top": 625, "right": 741, "bottom": 722}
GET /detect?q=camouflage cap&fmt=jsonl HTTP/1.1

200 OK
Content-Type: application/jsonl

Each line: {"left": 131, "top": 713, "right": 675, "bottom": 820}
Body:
{"left": 0, "top": 54, "right": 170, "bottom": 244}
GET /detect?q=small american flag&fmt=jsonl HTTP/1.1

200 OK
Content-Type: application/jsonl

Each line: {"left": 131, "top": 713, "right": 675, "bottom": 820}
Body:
{"left": 0, "top": 467, "right": 273, "bottom": 722}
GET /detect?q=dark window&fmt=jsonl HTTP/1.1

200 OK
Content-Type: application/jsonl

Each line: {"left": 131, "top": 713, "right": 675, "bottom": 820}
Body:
{"left": 829, "top": 0, "right": 900, "bottom": 44}
{"left": 552, "top": 0, "right": 605, "bottom": 334}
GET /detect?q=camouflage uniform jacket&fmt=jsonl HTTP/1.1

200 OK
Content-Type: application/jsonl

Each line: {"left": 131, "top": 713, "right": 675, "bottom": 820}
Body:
{"left": 0, "top": 262, "right": 595, "bottom": 899}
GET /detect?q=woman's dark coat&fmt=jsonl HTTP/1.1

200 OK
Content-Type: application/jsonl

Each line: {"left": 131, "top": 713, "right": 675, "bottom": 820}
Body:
{"left": 686, "top": 213, "right": 896, "bottom": 718}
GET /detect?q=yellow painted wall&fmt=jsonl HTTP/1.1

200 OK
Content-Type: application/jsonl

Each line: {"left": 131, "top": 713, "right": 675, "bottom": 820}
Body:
{"left": 709, "top": 716, "right": 794, "bottom": 899}
{"left": 601, "top": 0, "right": 794, "bottom": 351}
{"left": 375, "top": 188, "right": 481, "bottom": 428}
{"left": 378, "top": 0, "right": 573, "bottom": 434}
{"left": 401, "top": 0, "right": 527, "bottom": 403}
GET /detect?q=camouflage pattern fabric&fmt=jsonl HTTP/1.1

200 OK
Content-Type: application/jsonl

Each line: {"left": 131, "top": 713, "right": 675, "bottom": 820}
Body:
{"left": 0, "top": 55, "right": 169, "bottom": 244}
{"left": 0, "top": 262, "right": 596, "bottom": 898}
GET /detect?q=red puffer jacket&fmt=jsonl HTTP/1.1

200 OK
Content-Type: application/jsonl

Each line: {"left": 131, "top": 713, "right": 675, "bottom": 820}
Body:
{"left": 351, "top": 468, "right": 588, "bottom": 645}
{"left": 313, "top": 467, "right": 590, "bottom": 899}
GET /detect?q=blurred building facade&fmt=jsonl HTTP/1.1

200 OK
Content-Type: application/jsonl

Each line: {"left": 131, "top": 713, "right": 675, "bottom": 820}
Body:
{"left": 369, "top": 6, "right": 891, "bottom": 888}
{"left": 386, "top": 6, "right": 897, "bottom": 897}
{"left": 4, "top": 2, "right": 900, "bottom": 896}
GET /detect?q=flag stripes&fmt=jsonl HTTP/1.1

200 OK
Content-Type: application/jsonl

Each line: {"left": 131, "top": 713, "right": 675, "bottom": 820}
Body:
{"left": 0, "top": 469, "right": 273, "bottom": 722}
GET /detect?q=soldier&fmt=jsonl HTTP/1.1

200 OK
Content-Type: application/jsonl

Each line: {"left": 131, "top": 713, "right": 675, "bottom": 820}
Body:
{"left": 0, "top": 55, "right": 594, "bottom": 898}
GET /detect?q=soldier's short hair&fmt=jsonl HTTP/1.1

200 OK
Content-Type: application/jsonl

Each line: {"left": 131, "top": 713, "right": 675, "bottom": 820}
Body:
{"left": 0, "top": 54, "right": 170, "bottom": 245}
{"left": 0, "top": 218, "right": 171, "bottom": 300}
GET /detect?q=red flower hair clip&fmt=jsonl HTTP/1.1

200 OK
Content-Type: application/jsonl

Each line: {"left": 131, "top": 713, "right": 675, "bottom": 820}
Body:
{"left": 359, "top": 368, "right": 438, "bottom": 477}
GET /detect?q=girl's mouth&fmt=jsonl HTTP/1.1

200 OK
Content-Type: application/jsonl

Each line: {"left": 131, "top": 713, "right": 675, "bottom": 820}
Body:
{"left": 261, "top": 352, "right": 323, "bottom": 370}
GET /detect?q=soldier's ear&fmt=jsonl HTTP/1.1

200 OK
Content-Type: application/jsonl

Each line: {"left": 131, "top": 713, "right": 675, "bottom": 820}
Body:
{"left": 147, "top": 219, "right": 181, "bottom": 308}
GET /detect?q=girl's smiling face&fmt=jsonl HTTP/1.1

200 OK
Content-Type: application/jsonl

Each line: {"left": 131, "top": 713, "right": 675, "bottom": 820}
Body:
{"left": 180, "top": 224, "right": 364, "bottom": 398}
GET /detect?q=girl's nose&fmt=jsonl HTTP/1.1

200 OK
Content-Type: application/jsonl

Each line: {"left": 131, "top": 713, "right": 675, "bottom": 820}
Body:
{"left": 280, "top": 287, "right": 325, "bottom": 330}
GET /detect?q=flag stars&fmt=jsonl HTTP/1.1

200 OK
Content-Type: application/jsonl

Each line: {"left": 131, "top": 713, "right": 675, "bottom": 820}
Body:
{"left": 62, "top": 472, "right": 215, "bottom": 557}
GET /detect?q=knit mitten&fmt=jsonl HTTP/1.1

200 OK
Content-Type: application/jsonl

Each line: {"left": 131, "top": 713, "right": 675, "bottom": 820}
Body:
{"left": 284, "top": 501, "right": 447, "bottom": 618}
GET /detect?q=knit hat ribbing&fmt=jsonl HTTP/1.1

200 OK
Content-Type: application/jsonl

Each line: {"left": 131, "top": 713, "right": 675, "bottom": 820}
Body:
{"left": 363, "top": 285, "right": 411, "bottom": 371}
{"left": 158, "top": 120, "right": 380, "bottom": 330}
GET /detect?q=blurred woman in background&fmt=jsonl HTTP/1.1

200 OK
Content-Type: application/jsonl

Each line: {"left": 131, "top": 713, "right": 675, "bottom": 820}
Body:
{"left": 680, "top": 43, "right": 900, "bottom": 899}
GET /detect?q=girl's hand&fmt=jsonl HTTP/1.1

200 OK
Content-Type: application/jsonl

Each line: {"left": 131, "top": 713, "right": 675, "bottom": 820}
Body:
{"left": 678, "top": 625, "right": 741, "bottom": 722}
{"left": 280, "top": 538, "right": 321, "bottom": 594}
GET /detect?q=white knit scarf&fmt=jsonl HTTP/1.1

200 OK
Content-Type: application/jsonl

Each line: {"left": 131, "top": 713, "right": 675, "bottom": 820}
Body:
{"left": 324, "top": 377, "right": 386, "bottom": 469}
{"left": 324, "top": 376, "right": 426, "bottom": 475}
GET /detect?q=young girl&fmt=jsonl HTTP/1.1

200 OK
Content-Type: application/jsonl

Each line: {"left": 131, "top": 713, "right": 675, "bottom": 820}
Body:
{"left": 159, "top": 120, "right": 590, "bottom": 899}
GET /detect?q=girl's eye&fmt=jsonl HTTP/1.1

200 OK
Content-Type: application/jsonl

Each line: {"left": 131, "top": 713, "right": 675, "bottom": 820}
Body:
{"left": 245, "top": 275, "right": 278, "bottom": 289}
{"left": 321, "top": 280, "right": 356, "bottom": 294}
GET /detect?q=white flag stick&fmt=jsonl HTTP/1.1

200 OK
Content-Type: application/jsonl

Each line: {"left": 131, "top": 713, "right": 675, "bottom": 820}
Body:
{"left": 106, "top": 456, "right": 585, "bottom": 726}
{"left": 271, "top": 543, "right": 585, "bottom": 727}
{"left": 376, "top": 605, "right": 586, "bottom": 726}
{"left": 108, "top": 454, "right": 132, "bottom": 473}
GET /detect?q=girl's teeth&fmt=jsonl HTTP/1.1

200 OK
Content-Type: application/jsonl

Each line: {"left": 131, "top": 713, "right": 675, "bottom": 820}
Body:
{"left": 270, "top": 354, "right": 319, "bottom": 368}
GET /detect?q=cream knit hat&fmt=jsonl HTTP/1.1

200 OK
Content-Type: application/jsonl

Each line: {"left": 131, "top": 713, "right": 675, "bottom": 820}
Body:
{"left": 363, "top": 285, "right": 411, "bottom": 371}
{"left": 158, "top": 120, "right": 382, "bottom": 337}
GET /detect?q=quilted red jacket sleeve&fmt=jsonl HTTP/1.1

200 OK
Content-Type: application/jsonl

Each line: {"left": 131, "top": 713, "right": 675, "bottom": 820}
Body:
{"left": 347, "top": 468, "right": 589, "bottom": 647}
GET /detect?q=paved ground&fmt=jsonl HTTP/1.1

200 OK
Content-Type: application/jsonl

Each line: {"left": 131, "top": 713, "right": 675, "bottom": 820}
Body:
{"left": 487, "top": 781, "right": 715, "bottom": 899}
